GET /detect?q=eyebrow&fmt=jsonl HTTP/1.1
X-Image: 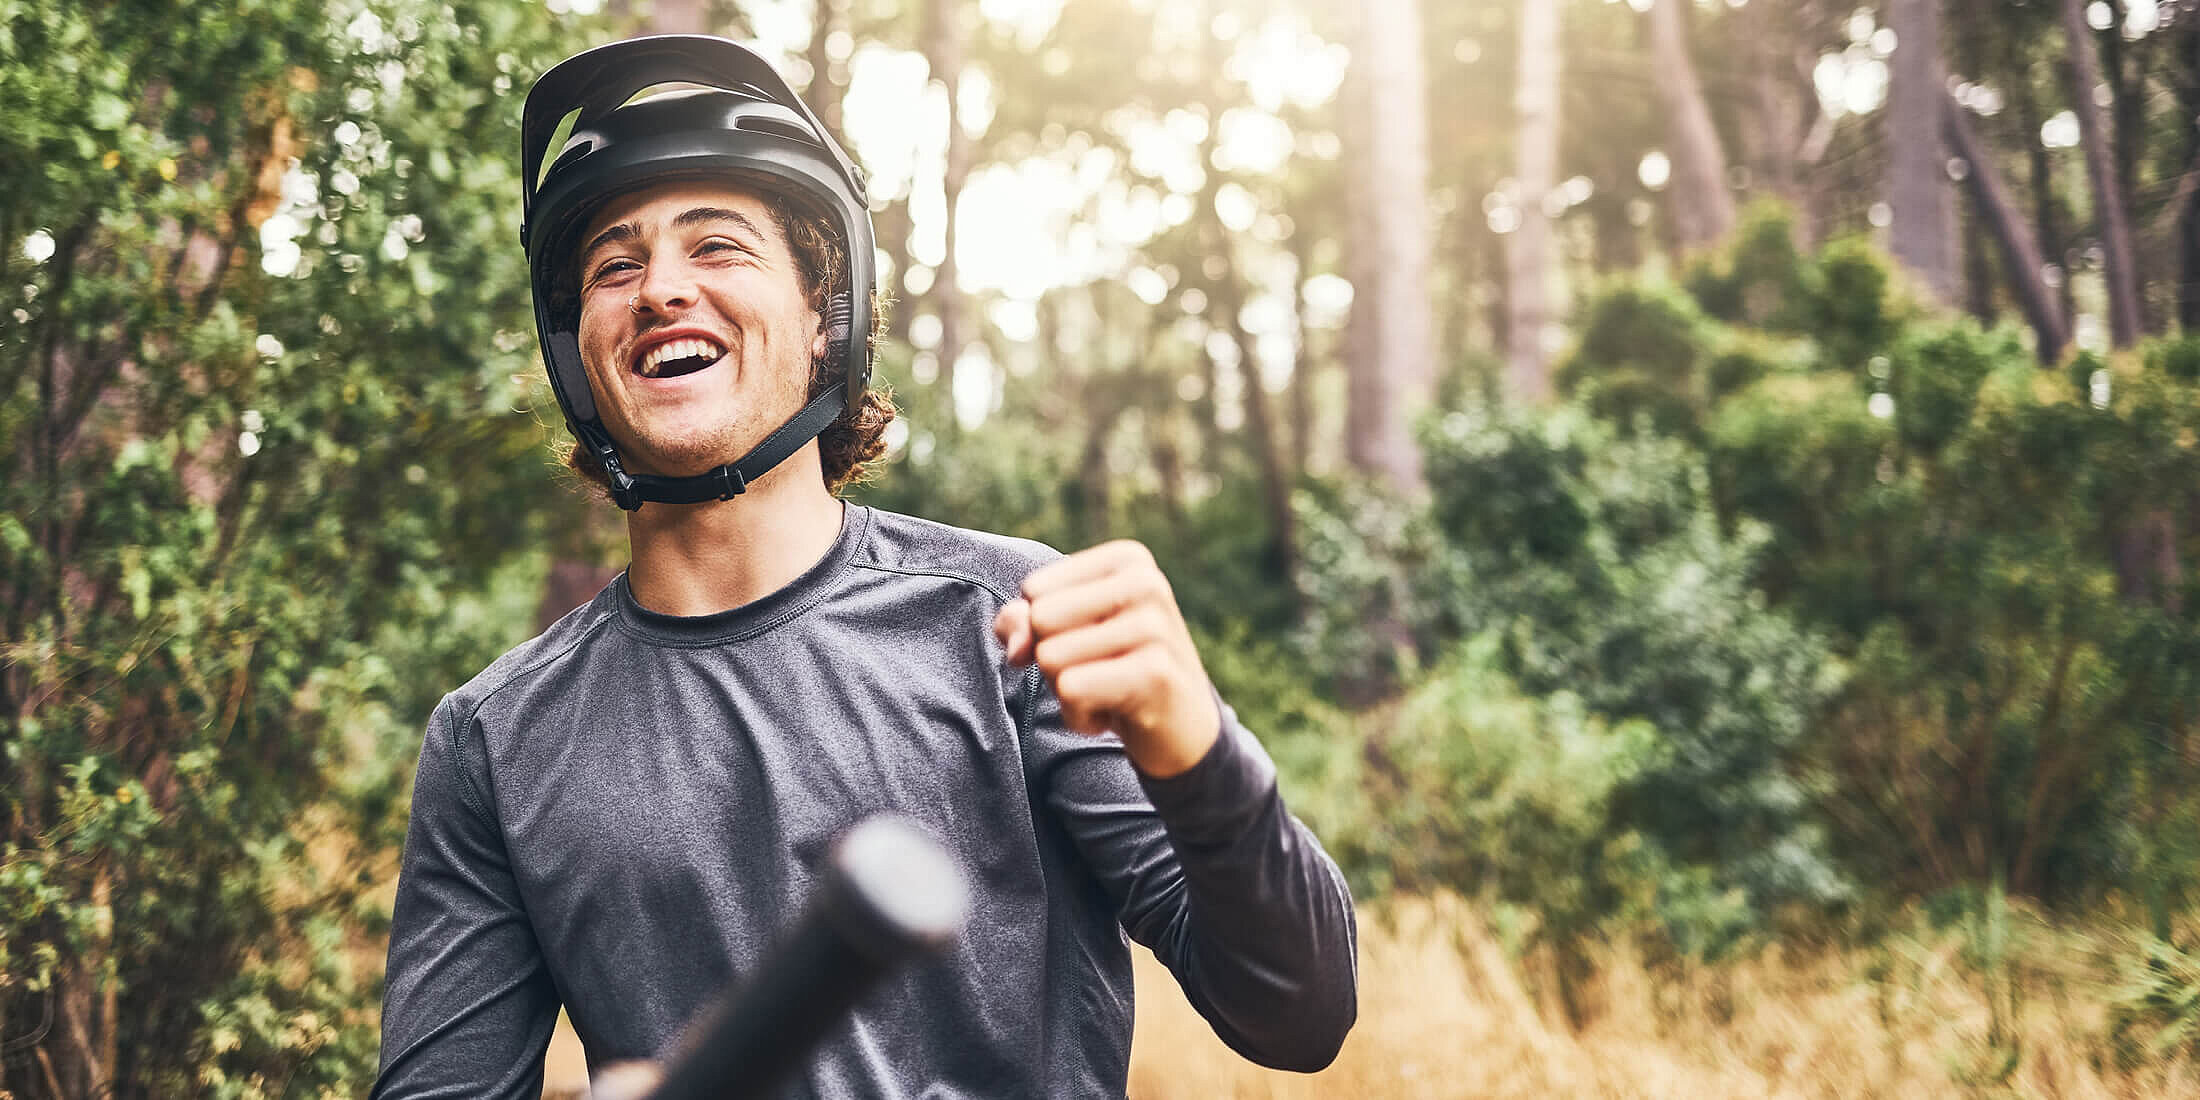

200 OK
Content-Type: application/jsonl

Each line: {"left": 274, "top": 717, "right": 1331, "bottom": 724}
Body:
{"left": 579, "top": 206, "right": 768, "bottom": 268}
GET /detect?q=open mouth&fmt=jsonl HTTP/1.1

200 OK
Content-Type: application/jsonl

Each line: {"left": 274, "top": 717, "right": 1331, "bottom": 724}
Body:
{"left": 634, "top": 337, "right": 727, "bottom": 380}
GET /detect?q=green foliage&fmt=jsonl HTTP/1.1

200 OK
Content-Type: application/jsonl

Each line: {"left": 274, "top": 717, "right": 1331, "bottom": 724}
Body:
{"left": 1558, "top": 260, "right": 1821, "bottom": 441}
{"left": 1, "top": 0, "right": 585, "bottom": 1093}
{"left": 1684, "top": 203, "right": 1813, "bottom": 334}
{"left": 1325, "top": 637, "right": 1657, "bottom": 940}
{"left": 1557, "top": 281, "right": 1713, "bottom": 436}
{"left": 1703, "top": 309, "right": 2200, "bottom": 906}
{"left": 1887, "top": 321, "right": 2010, "bottom": 455}
{"left": 2109, "top": 931, "right": 2200, "bottom": 1068}
{"left": 1289, "top": 478, "right": 1436, "bottom": 696}
{"left": 2146, "top": 336, "right": 2200, "bottom": 382}
{"left": 1803, "top": 237, "right": 1905, "bottom": 370}
{"left": 1408, "top": 405, "right": 1847, "bottom": 941}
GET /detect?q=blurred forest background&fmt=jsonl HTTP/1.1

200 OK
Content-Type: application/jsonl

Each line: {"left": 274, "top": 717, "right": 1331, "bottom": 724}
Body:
{"left": 7, "top": 0, "right": 2200, "bottom": 1095}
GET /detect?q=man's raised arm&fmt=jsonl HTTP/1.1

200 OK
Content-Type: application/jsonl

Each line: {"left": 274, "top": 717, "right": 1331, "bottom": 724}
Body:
{"left": 998, "top": 541, "right": 1359, "bottom": 1070}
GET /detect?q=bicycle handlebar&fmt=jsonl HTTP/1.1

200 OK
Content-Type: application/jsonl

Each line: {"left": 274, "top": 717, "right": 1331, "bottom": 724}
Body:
{"left": 637, "top": 814, "right": 972, "bottom": 1100}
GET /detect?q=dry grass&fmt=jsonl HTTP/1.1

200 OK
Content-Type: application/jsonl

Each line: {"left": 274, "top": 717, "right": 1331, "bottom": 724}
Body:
{"left": 543, "top": 893, "right": 2200, "bottom": 1098}
{"left": 1127, "top": 894, "right": 2200, "bottom": 1099}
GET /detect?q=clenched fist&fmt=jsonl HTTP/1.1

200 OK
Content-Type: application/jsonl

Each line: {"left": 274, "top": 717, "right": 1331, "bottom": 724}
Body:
{"left": 993, "top": 540, "right": 1221, "bottom": 778}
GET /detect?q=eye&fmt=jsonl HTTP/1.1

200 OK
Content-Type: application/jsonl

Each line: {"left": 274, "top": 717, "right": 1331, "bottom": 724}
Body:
{"left": 697, "top": 237, "right": 751, "bottom": 259}
{"left": 585, "top": 257, "right": 640, "bottom": 287}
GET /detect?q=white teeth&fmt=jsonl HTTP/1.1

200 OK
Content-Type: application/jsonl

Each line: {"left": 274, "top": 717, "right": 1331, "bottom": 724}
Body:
{"left": 638, "top": 337, "right": 726, "bottom": 378}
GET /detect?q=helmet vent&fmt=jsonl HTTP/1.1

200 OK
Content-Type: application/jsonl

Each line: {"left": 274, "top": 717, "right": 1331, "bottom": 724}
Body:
{"left": 622, "top": 81, "right": 722, "bottom": 106}
{"left": 543, "top": 140, "right": 596, "bottom": 186}
{"left": 734, "top": 112, "right": 821, "bottom": 147}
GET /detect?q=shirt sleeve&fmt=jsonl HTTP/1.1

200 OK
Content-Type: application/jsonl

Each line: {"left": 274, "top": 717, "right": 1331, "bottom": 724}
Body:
{"left": 373, "top": 700, "right": 560, "bottom": 1100}
{"left": 1024, "top": 670, "right": 1359, "bottom": 1072}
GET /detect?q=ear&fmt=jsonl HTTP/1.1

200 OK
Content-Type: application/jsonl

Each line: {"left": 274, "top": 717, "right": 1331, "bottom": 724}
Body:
{"left": 814, "top": 291, "right": 853, "bottom": 369}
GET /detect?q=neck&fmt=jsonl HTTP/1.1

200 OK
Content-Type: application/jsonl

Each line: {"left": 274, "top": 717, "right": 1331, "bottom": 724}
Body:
{"left": 623, "top": 444, "right": 846, "bottom": 617}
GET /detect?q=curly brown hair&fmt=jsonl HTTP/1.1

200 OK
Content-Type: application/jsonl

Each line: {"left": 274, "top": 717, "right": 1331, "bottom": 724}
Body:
{"left": 564, "top": 188, "right": 895, "bottom": 497}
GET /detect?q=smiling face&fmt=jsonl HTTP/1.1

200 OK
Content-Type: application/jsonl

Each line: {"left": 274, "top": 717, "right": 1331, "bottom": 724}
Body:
{"left": 572, "top": 181, "right": 826, "bottom": 480}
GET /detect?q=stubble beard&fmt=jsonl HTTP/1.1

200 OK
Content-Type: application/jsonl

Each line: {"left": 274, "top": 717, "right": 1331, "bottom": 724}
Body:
{"left": 621, "top": 366, "right": 813, "bottom": 478}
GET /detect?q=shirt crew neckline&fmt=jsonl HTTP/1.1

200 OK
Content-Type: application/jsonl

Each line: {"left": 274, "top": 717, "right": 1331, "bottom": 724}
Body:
{"left": 612, "top": 503, "right": 873, "bottom": 646}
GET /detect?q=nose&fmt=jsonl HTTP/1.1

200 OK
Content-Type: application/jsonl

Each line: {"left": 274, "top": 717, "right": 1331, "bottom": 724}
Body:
{"left": 632, "top": 258, "right": 696, "bottom": 317}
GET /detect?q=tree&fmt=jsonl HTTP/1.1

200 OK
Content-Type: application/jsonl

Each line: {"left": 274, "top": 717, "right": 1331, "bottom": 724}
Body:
{"left": 0, "top": 1, "right": 577, "bottom": 1093}
{"left": 2175, "top": 15, "right": 2200, "bottom": 330}
{"left": 1886, "top": 0, "right": 1959, "bottom": 303}
{"left": 1506, "top": 0, "right": 1562, "bottom": 404}
{"left": 924, "top": 0, "right": 973, "bottom": 391}
{"left": 1942, "top": 89, "right": 2072, "bottom": 360}
{"left": 2060, "top": 0, "right": 2143, "bottom": 346}
{"left": 1647, "top": 0, "right": 1736, "bottom": 250}
{"left": 807, "top": 0, "right": 848, "bottom": 135}
{"left": 1343, "top": 0, "right": 1437, "bottom": 492}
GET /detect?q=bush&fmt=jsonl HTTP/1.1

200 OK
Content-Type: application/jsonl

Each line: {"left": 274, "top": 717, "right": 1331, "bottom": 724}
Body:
{"left": 1290, "top": 478, "right": 1435, "bottom": 697}
{"left": 1557, "top": 282, "right": 1714, "bottom": 437}
{"left": 1322, "top": 637, "right": 1657, "bottom": 942}
{"left": 1704, "top": 310, "right": 2200, "bottom": 907}
{"left": 1411, "top": 405, "right": 1848, "bottom": 938}
{"left": 1685, "top": 202, "right": 1814, "bottom": 333}
{"left": 2109, "top": 931, "right": 2200, "bottom": 1067}
{"left": 0, "top": 1, "right": 582, "bottom": 1093}
{"left": 1804, "top": 237, "right": 1904, "bottom": 370}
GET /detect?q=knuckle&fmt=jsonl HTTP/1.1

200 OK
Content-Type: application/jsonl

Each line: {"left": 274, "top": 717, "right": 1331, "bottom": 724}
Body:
{"left": 1140, "top": 605, "right": 1172, "bottom": 638}
{"left": 1141, "top": 570, "right": 1173, "bottom": 605}
{"left": 1054, "top": 664, "right": 1089, "bottom": 699}
{"left": 1026, "top": 595, "right": 1063, "bottom": 635}
{"left": 1100, "top": 539, "right": 1145, "bottom": 566}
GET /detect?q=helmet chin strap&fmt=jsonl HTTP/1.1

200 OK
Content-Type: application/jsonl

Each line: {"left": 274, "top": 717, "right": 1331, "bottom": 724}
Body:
{"left": 593, "top": 293, "right": 856, "bottom": 511}
{"left": 593, "top": 380, "right": 847, "bottom": 511}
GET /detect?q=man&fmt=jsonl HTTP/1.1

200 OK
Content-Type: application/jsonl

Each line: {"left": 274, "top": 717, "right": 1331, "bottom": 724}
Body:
{"left": 374, "top": 34, "right": 1356, "bottom": 1099}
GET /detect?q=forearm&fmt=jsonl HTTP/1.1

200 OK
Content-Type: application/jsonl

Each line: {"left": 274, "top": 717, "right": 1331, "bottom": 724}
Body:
{"left": 1128, "top": 711, "right": 1359, "bottom": 1071}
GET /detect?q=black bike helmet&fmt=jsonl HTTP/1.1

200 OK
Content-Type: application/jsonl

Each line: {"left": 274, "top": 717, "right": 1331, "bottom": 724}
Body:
{"left": 520, "top": 35, "right": 876, "bottom": 510}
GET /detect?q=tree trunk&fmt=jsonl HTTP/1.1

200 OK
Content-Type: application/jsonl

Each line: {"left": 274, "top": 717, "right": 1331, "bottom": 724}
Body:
{"left": 2100, "top": 2, "right": 2148, "bottom": 330}
{"left": 2014, "top": 76, "right": 2077, "bottom": 326}
{"left": 1483, "top": 227, "right": 1510, "bottom": 360}
{"left": 2174, "top": 18, "right": 2200, "bottom": 330}
{"left": 1287, "top": 231, "right": 1316, "bottom": 476}
{"left": 647, "top": 0, "right": 705, "bottom": 33}
{"left": 806, "top": 0, "right": 845, "bottom": 136}
{"left": 1193, "top": 17, "right": 1297, "bottom": 605}
{"left": 1505, "top": 0, "right": 1560, "bottom": 405}
{"left": 876, "top": 198, "right": 916, "bottom": 343}
{"left": 1075, "top": 408, "right": 1121, "bottom": 546}
{"left": 1647, "top": 0, "right": 1736, "bottom": 250}
{"left": 1215, "top": 273, "right": 1300, "bottom": 609}
{"left": 1943, "top": 89, "right": 2071, "bottom": 360}
{"left": 1736, "top": 0, "right": 1823, "bottom": 233}
{"left": 1885, "top": 0, "right": 1959, "bottom": 304}
{"left": 2060, "top": 0, "right": 2143, "bottom": 347}
{"left": 925, "top": 0, "right": 972, "bottom": 390}
{"left": 1342, "top": 0, "right": 1436, "bottom": 492}
{"left": 1965, "top": 205, "right": 1998, "bottom": 324}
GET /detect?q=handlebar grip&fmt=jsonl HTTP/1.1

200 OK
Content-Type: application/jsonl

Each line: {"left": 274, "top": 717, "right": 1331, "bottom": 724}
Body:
{"left": 640, "top": 814, "right": 971, "bottom": 1100}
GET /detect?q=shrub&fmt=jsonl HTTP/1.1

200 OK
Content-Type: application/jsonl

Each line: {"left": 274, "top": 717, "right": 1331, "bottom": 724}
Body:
{"left": 1324, "top": 637, "right": 1657, "bottom": 941}
{"left": 1557, "top": 282, "right": 1714, "bottom": 437}
{"left": 1705, "top": 311, "right": 2200, "bottom": 907}
{"left": 0, "top": 1, "right": 581, "bottom": 1093}
{"left": 1412, "top": 405, "right": 1848, "bottom": 938}
{"left": 1684, "top": 202, "right": 1814, "bottom": 333}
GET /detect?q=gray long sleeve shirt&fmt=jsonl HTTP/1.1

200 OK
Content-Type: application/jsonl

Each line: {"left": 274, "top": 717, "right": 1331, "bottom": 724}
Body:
{"left": 373, "top": 505, "right": 1357, "bottom": 1098}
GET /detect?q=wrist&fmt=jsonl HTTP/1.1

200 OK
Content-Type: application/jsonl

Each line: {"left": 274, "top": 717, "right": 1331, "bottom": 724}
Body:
{"left": 1122, "top": 692, "right": 1221, "bottom": 779}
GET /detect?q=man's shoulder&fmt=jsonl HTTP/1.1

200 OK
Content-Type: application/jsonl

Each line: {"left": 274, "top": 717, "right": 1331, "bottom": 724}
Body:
{"left": 440, "top": 579, "right": 623, "bottom": 724}
{"left": 853, "top": 507, "right": 1062, "bottom": 601}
